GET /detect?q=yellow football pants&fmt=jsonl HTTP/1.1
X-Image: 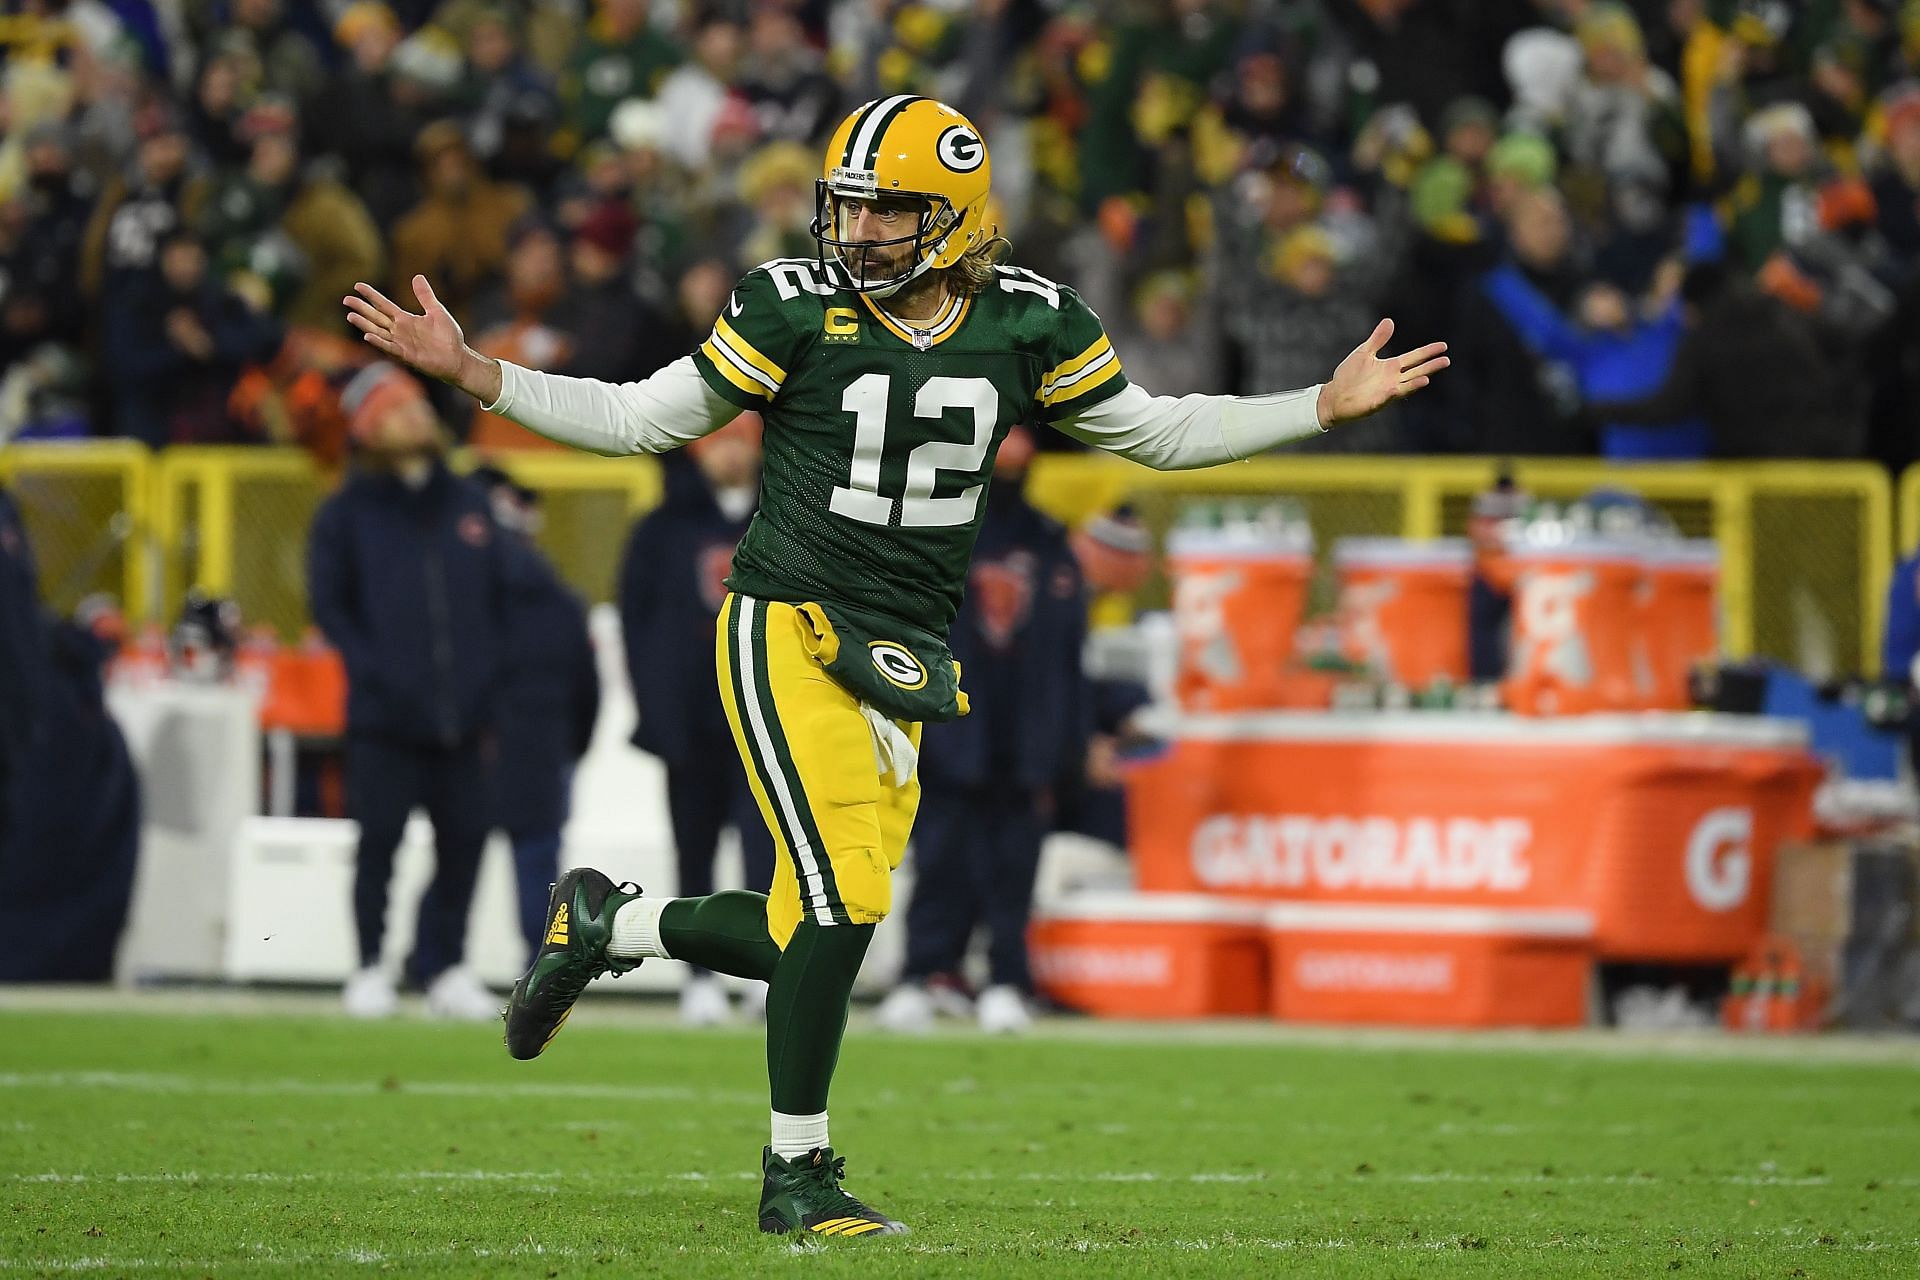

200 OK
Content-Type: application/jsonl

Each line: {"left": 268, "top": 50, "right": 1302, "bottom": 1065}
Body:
{"left": 715, "top": 594, "right": 922, "bottom": 949}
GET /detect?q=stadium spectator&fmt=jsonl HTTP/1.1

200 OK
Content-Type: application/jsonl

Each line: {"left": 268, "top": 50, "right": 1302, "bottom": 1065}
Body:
{"left": 1449, "top": 185, "right": 1588, "bottom": 454}
{"left": 184, "top": 46, "right": 254, "bottom": 173}
{"left": 1109, "top": 270, "right": 1224, "bottom": 398}
{"left": 465, "top": 216, "right": 574, "bottom": 447}
{"left": 1480, "top": 256, "right": 1710, "bottom": 459}
{"left": 1237, "top": 225, "right": 1401, "bottom": 451}
{"left": 552, "top": 200, "right": 680, "bottom": 386}
{"left": 1, "top": 124, "right": 91, "bottom": 369}
{"left": 101, "top": 229, "right": 283, "bottom": 447}
{"left": 616, "top": 415, "right": 776, "bottom": 1026}
{"left": 220, "top": 0, "right": 329, "bottom": 111}
{"left": 304, "top": 360, "right": 508, "bottom": 1021}
{"left": 656, "top": 15, "right": 748, "bottom": 173}
{"left": 560, "top": 0, "right": 682, "bottom": 152}
{"left": 197, "top": 98, "right": 385, "bottom": 334}
{"left": 738, "top": 3, "right": 839, "bottom": 150}
{"left": 387, "top": 120, "right": 532, "bottom": 319}
{"left": 1561, "top": 2, "right": 1686, "bottom": 288}
{"left": 1584, "top": 260, "right": 1851, "bottom": 457}
{"left": 876, "top": 427, "right": 1090, "bottom": 1037}
{"left": 468, "top": 464, "right": 601, "bottom": 966}
{"left": 308, "top": 4, "right": 436, "bottom": 229}
{"left": 1870, "top": 85, "right": 1920, "bottom": 267}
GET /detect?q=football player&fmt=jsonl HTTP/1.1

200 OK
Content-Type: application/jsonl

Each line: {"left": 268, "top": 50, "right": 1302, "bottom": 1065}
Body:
{"left": 344, "top": 96, "right": 1448, "bottom": 1238}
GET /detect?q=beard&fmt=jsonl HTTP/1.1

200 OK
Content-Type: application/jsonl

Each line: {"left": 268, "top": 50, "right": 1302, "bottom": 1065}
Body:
{"left": 837, "top": 239, "right": 915, "bottom": 286}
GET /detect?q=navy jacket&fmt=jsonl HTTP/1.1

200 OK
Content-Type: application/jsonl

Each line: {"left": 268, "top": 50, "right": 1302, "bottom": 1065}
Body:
{"left": 493, "top": 534, "right": 600, "bottom": 833}
{"left": 1, "top": 488, "right": 45, "bottom": 784}
{"left": 921, "top": 483, "right": 1090, "bottom": 793}
{"left": 306, "top": 460, "right": 510, "bottom": 747}
{"left": 0, "top": 619, "right": 140, "bottom": 981}
{"left": 618, "top": 455, "right": 753, "bottom": 764}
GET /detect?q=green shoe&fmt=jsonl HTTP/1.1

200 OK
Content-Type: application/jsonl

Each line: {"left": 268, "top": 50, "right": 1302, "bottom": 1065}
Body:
{"left": 502, "top": 867, "right": 642, "bottom": 1060}
{"left": 758, "top": 1147, "right": 907, "bottom": 1237}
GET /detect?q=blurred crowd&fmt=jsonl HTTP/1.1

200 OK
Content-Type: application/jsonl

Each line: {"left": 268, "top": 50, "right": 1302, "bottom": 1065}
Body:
{"left": 2, "top": 0, "right": 1920, "bottom": 467}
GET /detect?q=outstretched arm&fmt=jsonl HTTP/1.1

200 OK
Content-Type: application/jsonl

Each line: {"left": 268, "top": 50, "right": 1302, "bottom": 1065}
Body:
{"left": 1056, "top": 319, "right": 1447, "bottom": 469}
{"left": 344, "top": 276, "right": 734, "bottom": 455}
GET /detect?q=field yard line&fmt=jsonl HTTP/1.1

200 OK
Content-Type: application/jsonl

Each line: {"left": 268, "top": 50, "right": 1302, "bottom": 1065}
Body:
{"left": 0, "top": 1071, "right": 763, "bottom": 1105}
{"left": 6, "top": 1236, "right": 1920, "bottom": 1271}
{"left": 14, "top": 1169, "right": 1911, "bottom": 1189}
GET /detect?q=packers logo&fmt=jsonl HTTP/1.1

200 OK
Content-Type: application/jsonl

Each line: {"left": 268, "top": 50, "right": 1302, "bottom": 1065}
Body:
{"left": 936, "top": 126, "right": 984, "bottom": 174}
{"left": 823, "top": 306, "right": 860, "bottom": 343}
{"left": 869, "top": 641, "right": 927, "bottom": 690}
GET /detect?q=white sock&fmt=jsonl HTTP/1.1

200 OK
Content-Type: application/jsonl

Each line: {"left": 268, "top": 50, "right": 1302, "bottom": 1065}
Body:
{"left": 771, "top": 1110, "right": 829, "bottom": 1160}
{"left": 608, "top": 896, "right": 673, "bottom": 960}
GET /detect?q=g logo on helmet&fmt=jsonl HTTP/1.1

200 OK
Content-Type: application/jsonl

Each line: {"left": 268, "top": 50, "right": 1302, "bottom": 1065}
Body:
{"left": 869, "top": 641, "right": 928, "bottom": 690}
{"left": 936, "top": 126, "right": 984, "bottom": 174}
{"left": 1684, "top": 806, "right": 1752, "bottom": 912}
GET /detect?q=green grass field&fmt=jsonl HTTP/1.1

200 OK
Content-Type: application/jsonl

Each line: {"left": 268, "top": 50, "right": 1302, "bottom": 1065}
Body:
{"left": 3, "top": 993, "right": 1919, "bottom": 1278}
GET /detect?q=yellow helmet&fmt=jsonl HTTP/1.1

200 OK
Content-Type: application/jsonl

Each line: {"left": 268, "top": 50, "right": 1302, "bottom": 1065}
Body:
{"left": 811, "top": 96, "right": 992, "bottom": 297}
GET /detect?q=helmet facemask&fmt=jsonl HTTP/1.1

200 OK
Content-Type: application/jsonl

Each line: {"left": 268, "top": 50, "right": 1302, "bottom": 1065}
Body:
{"left": 812, "top": 173, "right": 959, "bottom": 298}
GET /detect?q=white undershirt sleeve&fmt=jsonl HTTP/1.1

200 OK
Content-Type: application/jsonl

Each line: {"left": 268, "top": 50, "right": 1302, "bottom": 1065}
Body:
{"left": 479, "top": 355, "right": 739, "bottom": 456}
{"left": 1051, "top": 381, "right": 1327, "bottom": 471}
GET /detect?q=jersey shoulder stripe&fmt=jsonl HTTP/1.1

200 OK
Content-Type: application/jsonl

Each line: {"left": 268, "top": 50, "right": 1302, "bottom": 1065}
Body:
{"left": 1038, "top": 334, "right": 1119, "bottom": 407}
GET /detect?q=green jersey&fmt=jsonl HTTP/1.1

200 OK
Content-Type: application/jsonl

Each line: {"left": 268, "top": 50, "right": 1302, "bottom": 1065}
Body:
{"left": 690, "top": 257, "right": 1129, "bottom": 635}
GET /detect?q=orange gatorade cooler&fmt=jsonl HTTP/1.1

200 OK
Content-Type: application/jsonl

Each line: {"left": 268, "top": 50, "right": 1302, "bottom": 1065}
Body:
{"left": 1502, "top": 537, "right": 1643, "bottom": 716}
{"left": 1333, "top": 538, "right": 1471, "bottom": 687}
{"left": 1029, "top": 892, "right": 1270, "bottom": 1018}
{"left": 1169, "top": 518, "right": 1313, "bottom": 712}
{"left": 1637, "top": 540, "right": 1719, "bottom": 710}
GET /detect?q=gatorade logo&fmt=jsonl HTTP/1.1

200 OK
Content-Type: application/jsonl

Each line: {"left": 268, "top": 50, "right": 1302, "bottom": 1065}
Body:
{"left": 1191, "top": 815, "right": 1533, "bottom": 893}
{"left": 936, "top": 126, "right": 984, "bottom": 173}
{"left": 1294, "top": 950, "right": 1456, "bottom": 993}
{"left": 869, "top": 641, "right": 927, "bottom": 690}
{"left": 1032, "top": 946, "right": 1172, "bottom": 987}
{"left": 1684, "top": 806, "right": 1752, "bottom": 912}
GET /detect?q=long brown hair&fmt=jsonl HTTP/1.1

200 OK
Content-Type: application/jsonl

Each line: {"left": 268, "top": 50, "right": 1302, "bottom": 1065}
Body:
{"left": 938, "top": 232, "right": 1012, "bottom": 297}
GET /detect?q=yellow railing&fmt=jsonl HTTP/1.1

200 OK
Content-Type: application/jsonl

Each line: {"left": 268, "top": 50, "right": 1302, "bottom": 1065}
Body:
{"left": 147, "top": 447, "right": 662, "bottom": 637}
{"left": 0, "top": 443, "right": 1897, "bottom": 673}
{"left": 0, "top": 439, "right": 154, "bottom": 618}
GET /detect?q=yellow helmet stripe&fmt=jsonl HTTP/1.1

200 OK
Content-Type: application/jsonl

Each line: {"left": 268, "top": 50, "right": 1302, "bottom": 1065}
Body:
{"left": 849, "top": 95, "right": 923, "bottom": 170}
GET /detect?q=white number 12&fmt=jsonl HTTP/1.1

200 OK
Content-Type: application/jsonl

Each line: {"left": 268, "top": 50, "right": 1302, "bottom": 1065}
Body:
{"left": 829, "top": 373, "right": 998, "bottom": 529}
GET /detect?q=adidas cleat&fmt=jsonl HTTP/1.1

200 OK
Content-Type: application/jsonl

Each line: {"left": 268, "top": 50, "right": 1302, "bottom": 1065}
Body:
{"left": 502, "top": 867, "right": 642, "bottom": 1060}
{"left": 758, "top": 1146, "right": 908, "bottom": 1238}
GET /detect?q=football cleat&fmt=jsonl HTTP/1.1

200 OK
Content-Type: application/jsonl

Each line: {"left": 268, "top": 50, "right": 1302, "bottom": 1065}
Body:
{"left": 502, "top": 867, "right": 642, "bottom": 1060}
{"left": 758, "top": 1147, "right": 908, "bottom": 1237}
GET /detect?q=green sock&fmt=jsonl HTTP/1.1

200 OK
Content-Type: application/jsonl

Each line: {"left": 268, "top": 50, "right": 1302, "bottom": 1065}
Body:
{"left": 766, "top": 920, "right": 875, "bottom": 1115}
{"left": 658, "top": 892, "right": 781, "bottom": 982}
